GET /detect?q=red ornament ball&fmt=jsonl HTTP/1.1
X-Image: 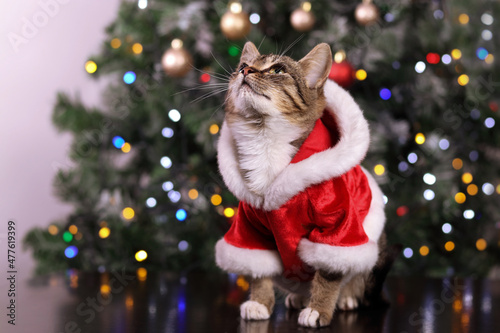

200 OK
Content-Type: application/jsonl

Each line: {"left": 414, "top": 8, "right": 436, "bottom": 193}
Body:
{"left": 328, "top": 61, "right": 355, "bottom": 88}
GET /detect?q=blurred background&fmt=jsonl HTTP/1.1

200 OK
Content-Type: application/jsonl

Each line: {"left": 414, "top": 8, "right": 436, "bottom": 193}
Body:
{"left": 1, "top": 0, "right": 499, "bottom": 280}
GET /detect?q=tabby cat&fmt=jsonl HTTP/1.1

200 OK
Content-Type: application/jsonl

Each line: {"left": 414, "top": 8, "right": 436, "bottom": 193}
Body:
{"left": 215, "top": 42, "right": 395, "bottom": 328}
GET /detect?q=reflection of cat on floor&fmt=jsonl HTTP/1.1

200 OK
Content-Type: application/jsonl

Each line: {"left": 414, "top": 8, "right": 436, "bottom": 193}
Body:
{"left": 216, "top": 41, "right": 398, "bottom": 328}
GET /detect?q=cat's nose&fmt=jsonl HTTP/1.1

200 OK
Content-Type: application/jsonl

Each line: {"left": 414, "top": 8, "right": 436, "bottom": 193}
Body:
{"left": 242, "top": 67, "right": 256, "bottom": 76}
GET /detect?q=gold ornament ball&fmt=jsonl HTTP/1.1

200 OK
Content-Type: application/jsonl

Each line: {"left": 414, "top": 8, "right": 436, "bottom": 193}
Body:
{"left": 161, "top": 47, "right": 192, "bottom": 78}
{"left": 290, "top": 8, "right": 315, "bottom": 32}
{"left": 220, "top": 11, "right": 251, "bottom": 40}
{"left": 355, "top": 2, "right": 379, "bottom": 26}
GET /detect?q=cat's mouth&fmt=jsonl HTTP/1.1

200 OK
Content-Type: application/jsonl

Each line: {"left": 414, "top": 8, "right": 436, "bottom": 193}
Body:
{"left": 240, "top": 80, "right": 270, "bottom": 100}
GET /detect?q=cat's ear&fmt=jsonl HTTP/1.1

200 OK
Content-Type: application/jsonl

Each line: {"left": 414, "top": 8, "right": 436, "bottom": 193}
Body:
{"left": 240, "top": 42, "right": 260, "bottom": 64}
{"left": 298, "top": 43, "right": 333, "bottom": 89}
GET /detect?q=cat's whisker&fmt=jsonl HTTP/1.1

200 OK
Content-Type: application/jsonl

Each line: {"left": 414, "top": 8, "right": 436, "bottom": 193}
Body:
{"left": 191, "top": 88, "right": 228, "bottom": 104}
{"left": 210, "top": 51, "right": 234, "bottom": 77}
{"left": 279, "top": 34, "right": 305, "bottom": 58}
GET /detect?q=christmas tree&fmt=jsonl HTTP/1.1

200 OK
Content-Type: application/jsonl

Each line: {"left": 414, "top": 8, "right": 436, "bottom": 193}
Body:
{"left": 25, "top": 0, "right": 500, "bottom": 277}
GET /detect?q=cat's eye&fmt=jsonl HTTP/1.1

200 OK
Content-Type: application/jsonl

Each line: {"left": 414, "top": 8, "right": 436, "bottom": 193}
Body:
{"left": 269, "top": 67, "right": 285, "bottom": 74}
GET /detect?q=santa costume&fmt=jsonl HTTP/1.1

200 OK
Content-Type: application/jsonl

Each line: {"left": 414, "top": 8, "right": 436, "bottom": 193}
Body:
{"left": 215, "top": 80, "right": 386, "bottom": 283}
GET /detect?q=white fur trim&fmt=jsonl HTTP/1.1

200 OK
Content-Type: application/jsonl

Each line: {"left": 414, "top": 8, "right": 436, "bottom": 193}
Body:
{"left": 262, "top": 80, "right": 370, "bottom": 210}
{"left": 217, "top": 80, "right": 370, "bottom": 211}
{"left": 360, "top": 167, "right": 386, "bottom": 241}
{"left": 215, "top": 238, "right": 283, "bottom": 278}
{"left": 217, "top": 123, "right": 264, "bottom": 208}
{"left": 297, "top": 239, "right": 378, "bottom": 275}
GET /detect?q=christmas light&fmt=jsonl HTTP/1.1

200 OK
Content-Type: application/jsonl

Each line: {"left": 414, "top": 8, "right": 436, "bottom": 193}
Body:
{"left": 162, "top": 181, "right": 174, "bottom": 192}
{"left": 161, "top": 156, "right": 172, "bottom": 169}
{"left": 249, "top": 13, "right": 260, "bottom": 24}
{"left": 228, "top": 46, "right": 240, "bottom": 56}
{"left": 132, "top": 43, "right": 143, "bottom": 54}
{"left": 135, "top": 250, "right": 148, "bottom": 262}
{"left": 63, "top": 231, "right": 73, "bottom": 242}
{"left": 137, "top": 267, "right": 147, "bottom": 281}
{"left": 415, "top": 61, "right": 426, "bottom": 73}
{"left": 470, "top": 109, "right": 481, "bottom": 119}
{"left": 176, "top": 209, "right": 187, "bottom": 221}
{"left": 441, "top": 54, "right": 452, "bottom": 64}
{"left": 476, "top": 48, "right": 488, "bottom": 61}
{"left": 426, "top": 53, "right": 440, "bottom": 64}
{"left": 396, "top": 206, "right": 408, "bottom": 216}
{"left": 85, "top": 61, "right": 97, "bottom": 74}
{"left": 458, "top": 13, "right": 469, "bottom": 25}
{"left": 355, "top": 69, "right": 367, "bottom": 81}
{"left": 146, "top": 197, "right": 157, "bottom": 208}
{"left": 403, "top": 248, "right": 413, "bottom": 258}
{"left": 168, "top": 191, "right": 181, "bottom": 203}
{"left": 442, "top": 223, "right": 452, "bottom": 234}
{"left": 224, "top": 207, "right": 235, "bottom": 218}
{"left": 455, "top": 192, "right": 466, "bottom": 204}
{"left": 64, "top": 246, "right": 78, "bottom": 258}
{"left": 168, "top": 109, "right": 181, "bottom": 122}
{"left": 229, "top": 1, "right": 242, "bottom": 14}
{"left": 74, "top": 232, "right": 83, "bottom": 240}
{"left": 334, "top": 50, "right": 346, "bottom": 63}
{"left": 110, "top": 38, "right": 121, "bottom": 49}
{"left": 419, "top": 246, "right": 429, "bottom": 256}
{"left": 99, "top": 227, "right": 110, "bottom": 239}
{"left": 457, "top": 74, "right": 469, "bottom": 86}
{"left": 423, "top": 189, "right": 435, "bottom": 201}
{"left": 452, "top": 158, "right": 463, "bottom": 170}
{"left": 451, "top": 49, "right": 462, "bottom": 60}
{"left": 445, "top": 241, "right": 455, "bottom": 251}
{"left": 482, "top": 30, "right": 493, "bottom": 41}
{"left": 484, "top": 117, "right": 495, "bottom": 128}
{"left": 211, "top": 194, "right": 222, "bottom": 206}
{"left": 398, "top": 161, "right": 409, "bottom": 172}
{"left": 171, "top": 38, "right": 183, "bottom": 49}
{"left": 408, "top": 153, "right": 418, "bottom": 164}
{"left": 497, "top": 184, "right": 500, "bottom": 194}
{"left": 476, "top": 239, "right": 487, "bottom": 251}
{"left": 100, "top": 284, "right": 111, "bottom": 296}
{"left": 123, "top": 71, "right": 136, "bottom": 84}
{"left": 415, "top": 133, "right": 426, "bottom": 144}
{"left": 200, "top": 73, "right": 210, "bottom": 83}
{"left": 482, "top": 183, "right": 494, "bottom": 195}
{"left": 392, "top": 61, "right": 400, "bottom": 69}
{"left": 433, "top": 10, "right": 444, "bottom": 19}
{"left": 120, "top": 142, "right": 131, "bottom": 153}
{"left": 112, "top": 136, "right": 125, "bottom": 149}
{"left": 469, "top": 151, "right": 479, "bottom": 161}
{"left": 209, "top": 124, "right": 220, "bottom": 135}
{"left": 467, "top": 184, "right": 478, "bottom": 196}
{"left": 439, "top": 139, "right": 450, "bottom": 150}
{"left": 48, "top": 225, "right": 58, "bottom": 235}
{"left": 481, "top": 13, "right": 493, "bottom": 25}
{"left": 374, "top": 164, "right": 385, "bottom": 176}
{"left": 423, "top": 173, "right": 436, "bottom": 185}
{"left": 463, "top": 209, "right": 475, "bottom": 219}
{"left": 384, "top": 13, "right": 394, "bottom": 22}
{"left": 379, "top": 88, "right": 391, "bottom": 100}
{"left": 68, "top": 225, "right": 78, "bottom": 235}
{"left": 178, "top": 240, "right": 189, "bottom": 251}
{"left": 162, "top": 127, "right": 174, "bottom": 138}
{"left": 122, "top": 207, "right": 135, "bottom": 220}
{"left": 485, "top": 54, "right": 494, "bottom": 64}
{"left": 383, "top": 195, "right": 388, "bottom": 204}
{"left": 126, "top": 296, "right": 134, "bottom": 309}
{"left": 188, "top": 189, "right": 199, "bottom": 200}
{"left": 302, "top": 2, "right": 312, "bottom": 12}
{"left": 462, "top": 173, "right": 473, "bottom": 184}
{"left": 138, "top": 0, "right": 147, "bottom": 9}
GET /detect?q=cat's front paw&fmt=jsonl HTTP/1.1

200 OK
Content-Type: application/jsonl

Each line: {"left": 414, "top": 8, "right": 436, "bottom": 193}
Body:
{"left": 298, "top": 307, "right": 331, "bottom": 327}
{"left": 285, "top": 293, "right": 308, "bottom": 309}
{"left": 240, "top": 300, "right": 270, "bottom": 320}
{"left": 337, "top": 296, "right": 360, "bottom": 311}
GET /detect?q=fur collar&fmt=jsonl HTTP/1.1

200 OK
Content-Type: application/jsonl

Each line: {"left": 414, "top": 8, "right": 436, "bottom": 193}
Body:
{"left": 217, "top": 80, "right": 370, "bottom": 211}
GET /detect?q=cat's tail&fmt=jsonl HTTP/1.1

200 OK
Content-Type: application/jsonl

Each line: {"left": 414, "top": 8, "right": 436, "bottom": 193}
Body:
{"left": 362, "top": 232, "right": 402, "bottom": 307}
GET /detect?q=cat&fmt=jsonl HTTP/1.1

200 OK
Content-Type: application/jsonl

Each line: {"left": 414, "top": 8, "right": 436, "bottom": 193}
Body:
{"left": 215, "top": 41, "right": 396, "bottom": 328}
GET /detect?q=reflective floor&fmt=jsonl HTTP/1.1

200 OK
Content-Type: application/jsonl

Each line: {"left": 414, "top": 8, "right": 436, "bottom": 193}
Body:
{"left": 3, "top": 270, "right": 499, "bottom": 333}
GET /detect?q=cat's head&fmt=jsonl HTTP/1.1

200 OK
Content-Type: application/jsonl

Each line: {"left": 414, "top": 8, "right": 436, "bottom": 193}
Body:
{"left": 225, "top": 41, "right": 332, "bottom": 127}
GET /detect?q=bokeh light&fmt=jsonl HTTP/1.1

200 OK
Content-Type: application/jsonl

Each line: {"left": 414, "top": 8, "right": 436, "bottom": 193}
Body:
{"left": 122, "top": 207, "right": 135, "bottom": 220}
{"left": 135, "top": 250, "right": 148, "bottom": 262}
